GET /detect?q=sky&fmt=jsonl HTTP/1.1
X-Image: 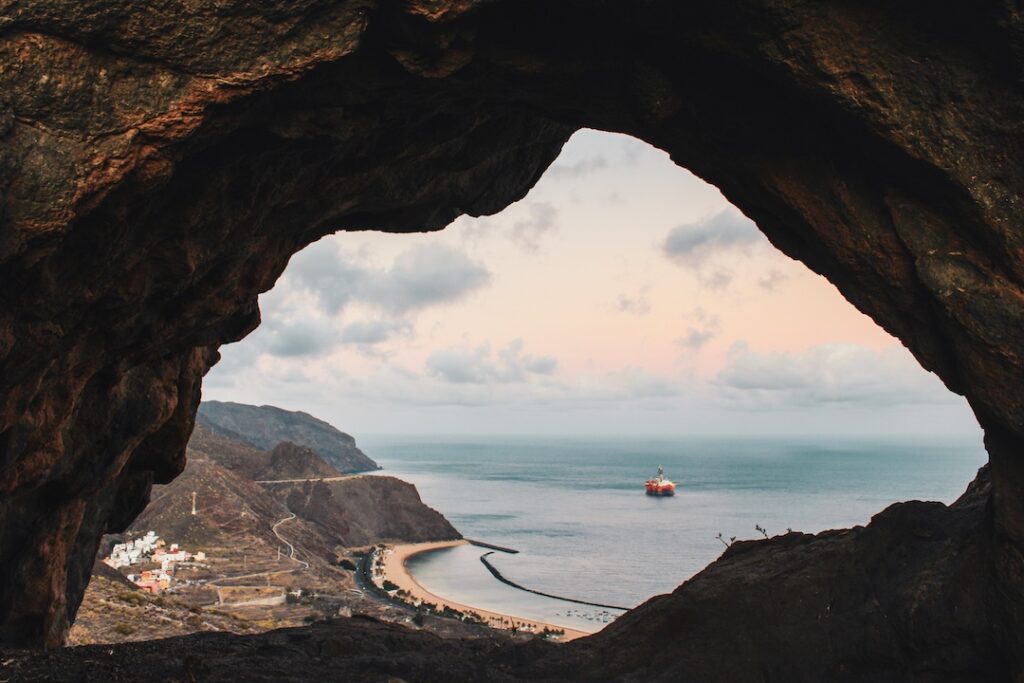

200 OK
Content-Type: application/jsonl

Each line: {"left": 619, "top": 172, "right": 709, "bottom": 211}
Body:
{"left": 205, "top": 129, "right": 983, "bottom": 438}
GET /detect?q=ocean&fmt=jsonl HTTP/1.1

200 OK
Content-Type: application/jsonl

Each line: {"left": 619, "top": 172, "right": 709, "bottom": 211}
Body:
{"left": 360, "top": 435, "right": 986, "bottom": 633}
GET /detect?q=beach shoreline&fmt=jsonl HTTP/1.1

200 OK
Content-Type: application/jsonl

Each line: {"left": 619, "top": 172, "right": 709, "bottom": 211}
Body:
{"left": 375, "top": 540, "right": 591, "bottom": 641}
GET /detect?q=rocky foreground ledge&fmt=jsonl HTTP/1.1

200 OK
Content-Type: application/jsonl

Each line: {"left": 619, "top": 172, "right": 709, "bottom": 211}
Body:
{"left": 2, "top": 467, "right": 1008, "bottom": 682}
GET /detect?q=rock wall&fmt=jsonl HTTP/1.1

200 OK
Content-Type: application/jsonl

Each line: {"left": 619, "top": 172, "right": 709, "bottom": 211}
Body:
{"left": 0, "top": 0, "right": 1021, "bottom": 665}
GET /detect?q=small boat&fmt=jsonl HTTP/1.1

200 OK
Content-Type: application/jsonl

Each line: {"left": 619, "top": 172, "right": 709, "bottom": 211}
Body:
{"left": 645, "top": 465, "right": 677, "bottom": 496}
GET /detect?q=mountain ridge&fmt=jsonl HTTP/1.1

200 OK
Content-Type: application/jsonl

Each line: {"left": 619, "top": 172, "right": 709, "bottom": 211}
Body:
{"left": 198, "top": 401, "right": 380, "bottom": 473}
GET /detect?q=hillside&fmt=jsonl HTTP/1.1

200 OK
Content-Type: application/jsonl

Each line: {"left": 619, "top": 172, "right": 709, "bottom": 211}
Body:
{"left": 198, "top": 401, "right": 379, "bottom": 473}
{"left": 187, "top": 423, "right": 270, "bottom": 479}
{"left": 258, "top": 442, "right": 341, "bottom": 482}
{"left": 129, "top": 423, "right": 456, "bottom": 554}
{"left": 75, "top": 418, "right": 466, "bottom": 645}
{"left": 276, "top": 476, "right": 460, "bottom": 547}
{"left": 130, "top": 454, "right": 288, "bottom": 549}
{"left": 188, "top": 423, "right": 341, "bottom": 482}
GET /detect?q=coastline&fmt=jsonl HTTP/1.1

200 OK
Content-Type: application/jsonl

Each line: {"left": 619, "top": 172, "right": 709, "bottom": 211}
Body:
{"left": 377, "top": 540, "right": 591, "bottom": 641}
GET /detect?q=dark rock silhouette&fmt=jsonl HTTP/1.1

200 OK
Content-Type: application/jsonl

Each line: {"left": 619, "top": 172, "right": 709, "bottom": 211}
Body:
{"left": 0, "top": 0, "right": 1021, "bottom": 675}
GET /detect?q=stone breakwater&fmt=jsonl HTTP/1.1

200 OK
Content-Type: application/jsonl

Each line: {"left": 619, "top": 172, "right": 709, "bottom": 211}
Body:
{"left": 477, "top": 552, "right": 629, "bottom": 612}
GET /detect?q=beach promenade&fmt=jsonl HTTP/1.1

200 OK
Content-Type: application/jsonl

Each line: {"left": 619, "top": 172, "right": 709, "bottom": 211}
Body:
{"left": 378, "top": 540, "right": 590, "bottom": 641}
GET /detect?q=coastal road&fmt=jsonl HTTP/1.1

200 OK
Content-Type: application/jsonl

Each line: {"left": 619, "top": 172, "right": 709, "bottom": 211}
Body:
{"left": 255, "top": 476, "right": 358, "bottom": 484}
{"left": 354, "top": 550, "right": 416, "bottom": 615}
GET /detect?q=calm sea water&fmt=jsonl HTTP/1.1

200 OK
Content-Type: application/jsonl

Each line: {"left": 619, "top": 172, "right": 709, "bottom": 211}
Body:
{"left": 360, "top": 435, "right": 986, "bottom": 632}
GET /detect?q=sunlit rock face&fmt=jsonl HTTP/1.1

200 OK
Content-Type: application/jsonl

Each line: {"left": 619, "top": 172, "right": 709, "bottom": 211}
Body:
{"left": 0, "top": 0, "right": 1021, "bottom": 668}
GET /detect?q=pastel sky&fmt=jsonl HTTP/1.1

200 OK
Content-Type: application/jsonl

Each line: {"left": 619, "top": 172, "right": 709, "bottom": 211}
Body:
{"left": 205, "top": 130, "right": 982, "bottom": 438}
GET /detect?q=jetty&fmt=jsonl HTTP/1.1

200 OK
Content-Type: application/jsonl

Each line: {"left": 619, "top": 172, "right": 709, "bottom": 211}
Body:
{"left": 478, "top": 552, "right": 629, "bottom": 611}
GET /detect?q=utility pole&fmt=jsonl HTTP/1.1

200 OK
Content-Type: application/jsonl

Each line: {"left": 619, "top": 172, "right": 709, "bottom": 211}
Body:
{"left": 277, "top": 545, "right": 282, "bottom": 561}
{"left": 191, "top": 491, "right": 197, "bottom": 516}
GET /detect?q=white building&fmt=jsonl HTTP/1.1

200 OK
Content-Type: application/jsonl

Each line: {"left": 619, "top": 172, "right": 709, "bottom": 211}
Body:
{"left": 102, "top": 531, "right": 162, "bottom": 569}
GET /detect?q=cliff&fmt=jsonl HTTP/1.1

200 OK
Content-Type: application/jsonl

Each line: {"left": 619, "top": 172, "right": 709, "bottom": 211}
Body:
{"left": 129, "top": 423, "right": 455, "bottom": 553}
{"left": 198, "top": 402, "right": 379, "bottom": 474}
{"left": 279, "top": 475, "right": 460, "bottom": 548}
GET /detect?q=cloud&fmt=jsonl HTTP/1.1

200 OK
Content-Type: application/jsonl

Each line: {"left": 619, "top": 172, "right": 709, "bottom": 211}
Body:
{"left": 359, "top": 244, "right": 491, "bottom": 314}
{"left": 757, "top": 269, "right": 787, "bottom": 291}
{"left": 511, "top": 202, "right": 558, "bottom": 251}
{"left": 545, "top": 155, "right": 608, "bottom": 179}
{"left": 285, "top": 242, "right": 490, "bottom": 317}
{"left": 263, "top": 318, "right": 338, "bottom": 358}
{"left": 676, "top": 328, "right": 716, "bottom": 351}
{"left": 675, "top": 309, "right": 720, "bottom": 352}
{"left": 617, "top": 287, "right": 652, "bottom": 315}
{"left": 240, "top": 314, "right": 409, "bottom": 363}
{"left": 452, "top": 200, "right": 559, "bottom": 251}
{"left": 216, "top": 240, "right": 490, "bottom": 371}
{"left": 714, "top": 342, "right": 956, "bottom": 407}
{"left": 663, "top": 207, "right": 762, "bottom": 267}
{"left": 339, "top": 319, "right": 412, "bottom": 346}
{"left": 661, "top": 207, "right": 770, "bottom": 290}
{"left": 427, "top": 339, "right": 558, "bottom": 385}
{"left": 698, "top": 270, "right": 733, "bottom": 291}
{"left": 286, "top": 242, "right": 366, "bottom": 314}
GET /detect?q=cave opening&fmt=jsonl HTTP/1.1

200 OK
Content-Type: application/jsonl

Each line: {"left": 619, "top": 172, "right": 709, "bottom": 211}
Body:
{"left": 1, "top": 1, "right": 1021, "bottom": 676}
{"left": 190, "top": 129, "right": 987, "bottom": 628}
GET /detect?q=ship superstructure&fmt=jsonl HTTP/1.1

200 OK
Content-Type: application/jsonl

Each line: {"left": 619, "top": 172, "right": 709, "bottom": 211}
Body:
{"left": 644, "top": 465, "right": 677, "bottom": 496}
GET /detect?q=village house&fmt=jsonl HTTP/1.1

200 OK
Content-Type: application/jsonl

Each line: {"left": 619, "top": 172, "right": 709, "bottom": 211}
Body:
{"left": 102, "top": 532, "right": 206, "bottom": 593}
{"left": 152, "top": 544, "right": 192, "bottom": 572}
{"left": 103, "top": 530, "right": 161, "bottom": 569}
{"left": 135, "top": 568, "right": 173, "bottom": 594}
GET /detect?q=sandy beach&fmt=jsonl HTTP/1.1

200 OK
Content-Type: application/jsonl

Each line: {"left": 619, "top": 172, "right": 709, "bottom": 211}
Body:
{"left": 378, "top": 540, "right": 590, "bottom": 641}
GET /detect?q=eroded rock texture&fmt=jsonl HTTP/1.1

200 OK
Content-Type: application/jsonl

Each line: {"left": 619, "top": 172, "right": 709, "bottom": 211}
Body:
{"left": 0, "top": 0, "right": 1021, "bottom": 671}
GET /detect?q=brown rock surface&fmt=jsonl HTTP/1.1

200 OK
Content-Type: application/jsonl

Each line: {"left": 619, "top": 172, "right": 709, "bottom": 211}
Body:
{"left": 0, "top": 0, "right": 1021, "bottom": 674}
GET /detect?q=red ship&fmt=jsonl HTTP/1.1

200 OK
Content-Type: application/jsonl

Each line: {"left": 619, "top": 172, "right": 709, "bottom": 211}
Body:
{"left": 645, "top": 465, "right": 677, "bottom": 496}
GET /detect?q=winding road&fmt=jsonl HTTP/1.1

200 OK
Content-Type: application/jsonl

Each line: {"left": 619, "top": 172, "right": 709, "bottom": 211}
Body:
{"left": 271, "top": 512, "right": 309, "bottom": 570}
{"left": 207, "top": 511, "right": 310, "bottom": 588}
